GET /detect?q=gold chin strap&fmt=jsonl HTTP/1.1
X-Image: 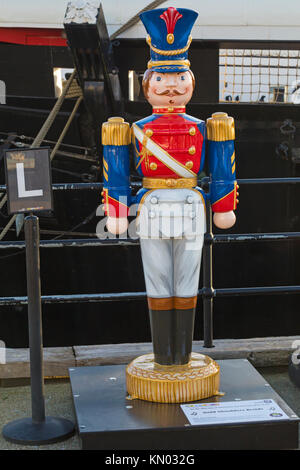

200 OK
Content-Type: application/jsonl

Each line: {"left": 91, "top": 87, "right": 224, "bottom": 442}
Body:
{"left": 146, "top": 35, "right": 192, "bottom": 56}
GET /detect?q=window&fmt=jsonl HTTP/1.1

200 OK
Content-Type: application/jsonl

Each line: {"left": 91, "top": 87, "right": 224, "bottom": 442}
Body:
{"left": 0, "top": 80, "right": 5, "bottom": 104}
{"left": 219, "top": 49, "right": 300, "bottom": 104}
{"left": 128, "top": 70, "right": 146, "bottom": 102}
{"left": 53, "top": 68, "right": 74, "bottom": 98}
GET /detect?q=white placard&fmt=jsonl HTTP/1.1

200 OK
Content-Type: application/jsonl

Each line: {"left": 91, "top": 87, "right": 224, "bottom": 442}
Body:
{"left": 181, "top": 399, "right": 290, "bottom": 426}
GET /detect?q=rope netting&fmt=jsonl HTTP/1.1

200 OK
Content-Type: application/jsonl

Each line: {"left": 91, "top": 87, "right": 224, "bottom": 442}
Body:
{"left": 219, "top": 49, "right": 300, "bottom": 104}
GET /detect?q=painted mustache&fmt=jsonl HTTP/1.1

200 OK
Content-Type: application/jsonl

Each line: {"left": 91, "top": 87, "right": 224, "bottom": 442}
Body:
{"left": 155, "top": 89, "right": 185, "bottom": 96}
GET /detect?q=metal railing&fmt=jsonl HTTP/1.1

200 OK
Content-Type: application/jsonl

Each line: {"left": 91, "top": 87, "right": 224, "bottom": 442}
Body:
{"left": 1, "top": 176, "right": 300, "bottom": 347}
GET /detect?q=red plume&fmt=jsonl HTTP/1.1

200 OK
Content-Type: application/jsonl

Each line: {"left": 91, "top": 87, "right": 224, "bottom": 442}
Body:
{"left": 160, "top": 7, "right": 183, "bottom": 35}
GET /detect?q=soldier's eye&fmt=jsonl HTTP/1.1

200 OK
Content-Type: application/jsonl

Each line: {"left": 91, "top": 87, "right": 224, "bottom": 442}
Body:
{"left": 180, "top": 76, "right": 185, "bottom": 81}
{"left": 156, "top": 76, "right": 162, "bottom": 81}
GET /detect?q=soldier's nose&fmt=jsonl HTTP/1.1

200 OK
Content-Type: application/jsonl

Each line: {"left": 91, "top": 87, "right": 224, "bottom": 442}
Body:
{"left": 164, "top": 75, "right": 178, "bottom": 87}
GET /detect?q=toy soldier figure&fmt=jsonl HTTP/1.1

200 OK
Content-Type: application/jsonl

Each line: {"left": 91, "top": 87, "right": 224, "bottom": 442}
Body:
{"left": 101, "top": 7, "right": 238, "bottom": 402}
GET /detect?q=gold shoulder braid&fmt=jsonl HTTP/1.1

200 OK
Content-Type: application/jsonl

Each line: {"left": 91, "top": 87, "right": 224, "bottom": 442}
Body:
{"left": 206, "top": 112, "right": 235, "bottom": 142}
{"left": 102, "top": 117, "right": 131, "bottom": 146}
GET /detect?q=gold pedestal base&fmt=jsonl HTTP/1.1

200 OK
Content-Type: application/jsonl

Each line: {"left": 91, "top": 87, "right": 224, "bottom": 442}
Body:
{"left": 126, "top": 353, "right": 220, "bottom": 403}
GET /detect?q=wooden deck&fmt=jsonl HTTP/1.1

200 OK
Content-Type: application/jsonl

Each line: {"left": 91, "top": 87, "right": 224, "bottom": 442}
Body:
{"left": 1, "top": 335, "right": 299, "bottom": 380}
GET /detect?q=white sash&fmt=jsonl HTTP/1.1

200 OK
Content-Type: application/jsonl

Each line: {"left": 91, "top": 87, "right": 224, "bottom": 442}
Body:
{"left": 132, "top": 124, "right": 195, "bottom": 178}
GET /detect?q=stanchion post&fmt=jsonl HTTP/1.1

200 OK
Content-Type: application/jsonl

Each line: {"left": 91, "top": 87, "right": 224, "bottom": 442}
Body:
{"left": 25, "top": 214, "right": 45, "bottom": 424}
{"left": 2, "top": 146, "right": 76, "bottom": 445}
{"left": 202, "top": 201, "right": 214, "bottom": 348}
{"left": 2, "top": 213, "right": 75, "bottom": 445}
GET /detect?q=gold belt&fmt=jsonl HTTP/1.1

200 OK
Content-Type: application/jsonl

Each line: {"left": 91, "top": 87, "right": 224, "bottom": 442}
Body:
{"left": 143, "top": 177, "right": 197, "bottom": 189}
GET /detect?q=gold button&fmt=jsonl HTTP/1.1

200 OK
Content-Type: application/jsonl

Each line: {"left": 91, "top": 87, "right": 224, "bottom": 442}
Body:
{"left": 145, "top": 129, "right": 153, "bottom": 137}
{"left": 167, "top": 33, "right": 174, "bottom": 45}
{"left": 150, "top": 162, "right": 157, "bottom": 170}
{"left": 168, "top": 107, "right": 174, "bottom": 113}
{"left": 188, "top": 146, "right": 196, "bottom": 155}
{"left": 189, "top": 127, "right": 196, "bottom": 136}
{"left": 185, "top": 161, "right": 193, "bottom": 170}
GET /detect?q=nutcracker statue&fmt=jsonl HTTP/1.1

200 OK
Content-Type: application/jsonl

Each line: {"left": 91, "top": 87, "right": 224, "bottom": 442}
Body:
{"left": 101, "top": 7, "right": 238, "bottom": 403}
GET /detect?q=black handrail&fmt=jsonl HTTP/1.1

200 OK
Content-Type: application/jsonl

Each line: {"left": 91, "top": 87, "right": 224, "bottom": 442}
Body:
{"left": 0, "top": 176, "right": 300, "bottom": 348}
{"left": 1, "top": 231, "right": 300, "bottom": 250}
{"left": 1, "top": 285, "right": 300, "bottom": 306}
{"left": 1, "top": 176, "right": 300, "bottom": 193}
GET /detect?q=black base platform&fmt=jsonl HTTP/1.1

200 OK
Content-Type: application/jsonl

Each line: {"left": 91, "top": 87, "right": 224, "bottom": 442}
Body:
{"left": 69, "top": 359, "right": 299, "bottom": 450}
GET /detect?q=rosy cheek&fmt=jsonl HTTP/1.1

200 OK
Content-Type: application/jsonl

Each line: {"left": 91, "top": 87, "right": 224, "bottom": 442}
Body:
{"left": 149, "top": 81, "right": 160, "bottom": 91}
{"left": 148, "top": 86, "right": 155, "bottom": 95}
{"left": 151, "top": 86, "right": 163, "bottom": 94}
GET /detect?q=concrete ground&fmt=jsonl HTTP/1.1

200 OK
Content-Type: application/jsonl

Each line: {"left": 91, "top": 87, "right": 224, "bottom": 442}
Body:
{"left": 0, "top": 379, "right": 81, "bottom": 450}
{"left": 0, "top": 366, "right": 299, "bottom": 450}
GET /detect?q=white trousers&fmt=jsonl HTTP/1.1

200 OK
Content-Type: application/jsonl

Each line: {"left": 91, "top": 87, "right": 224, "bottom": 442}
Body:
{"left": 140, "top": 236, "right": 204, "bottom": 298}
{"left": 137, "top": 188, "right": 206, "bottom": 299}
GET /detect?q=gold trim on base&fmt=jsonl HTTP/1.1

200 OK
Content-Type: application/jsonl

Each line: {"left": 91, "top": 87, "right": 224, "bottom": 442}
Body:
{"left": 126, "top": 353, "right": 220, "bottom": 403}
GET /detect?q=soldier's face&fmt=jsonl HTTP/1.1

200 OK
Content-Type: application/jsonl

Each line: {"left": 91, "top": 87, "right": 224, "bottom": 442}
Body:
{"left": 147, "top": 71, "right": 194, "bottom": 107}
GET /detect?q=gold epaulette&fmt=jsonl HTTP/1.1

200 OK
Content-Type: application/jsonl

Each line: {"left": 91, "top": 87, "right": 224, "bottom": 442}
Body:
{"left": 102, "top": 117, "right": 131, "bottom": 146}
{"left": 206, "top": 112, "right": 235, "bottom": 141}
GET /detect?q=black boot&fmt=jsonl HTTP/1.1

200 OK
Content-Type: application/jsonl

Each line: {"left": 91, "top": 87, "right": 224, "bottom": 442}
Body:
{"left": 149, "top": 308, "right": 175, "bottom": 365}
{"left": 173, "top": 308, "right": 195, "bottom": 365}
{"left": 149, "top": 308, "right": 195, "bottom": 366}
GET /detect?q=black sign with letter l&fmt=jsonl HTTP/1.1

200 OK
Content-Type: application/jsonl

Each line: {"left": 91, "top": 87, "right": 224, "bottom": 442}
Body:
{"left": 4, "top": 147, "right": 53, "bottom": 214}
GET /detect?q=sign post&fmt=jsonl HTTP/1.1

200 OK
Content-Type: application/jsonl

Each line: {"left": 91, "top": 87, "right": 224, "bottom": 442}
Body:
{"left": 2, "top": 148, "right": 75, "bottom": 445}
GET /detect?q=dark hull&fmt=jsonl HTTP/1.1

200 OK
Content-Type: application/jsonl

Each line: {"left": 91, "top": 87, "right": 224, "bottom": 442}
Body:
{"left": 1, "top": 41, "right": 300, "bottom": 347}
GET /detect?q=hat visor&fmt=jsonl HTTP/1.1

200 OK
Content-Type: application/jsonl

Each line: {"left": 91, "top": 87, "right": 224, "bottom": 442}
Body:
{"left": 150, "top": 65, "right": 190, "bottom": 73}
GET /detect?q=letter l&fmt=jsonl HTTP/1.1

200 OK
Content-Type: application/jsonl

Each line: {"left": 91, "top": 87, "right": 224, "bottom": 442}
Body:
{"left": 16, "top": 163, "right": 43, "bottom": 198}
